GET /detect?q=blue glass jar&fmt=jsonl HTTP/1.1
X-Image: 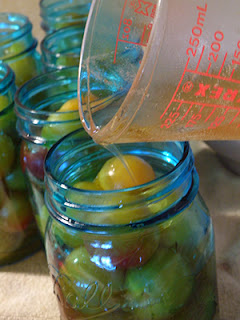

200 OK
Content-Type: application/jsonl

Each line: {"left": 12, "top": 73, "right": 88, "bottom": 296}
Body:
{"left": 0, "top": 13, "right": 42, "bottom": 87}
{"left": 14, "top": 67, "right": 83, "bottom": 239}
{"left": 40, "top": 0, "right": 92, "bottom": 34}
{"left": 0, "top": 63, "right": 41, "bottom": 265}
{"left": 44, "top": 129, "right": 219, "bottom": 320}
{"left": 41, "top": 25, "right": 84, "bottom": 71}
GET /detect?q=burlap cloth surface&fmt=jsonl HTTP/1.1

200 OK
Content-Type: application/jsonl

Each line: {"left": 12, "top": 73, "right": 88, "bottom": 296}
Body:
{"left": 0, "top": 1, "right": 239, "bottom": 318}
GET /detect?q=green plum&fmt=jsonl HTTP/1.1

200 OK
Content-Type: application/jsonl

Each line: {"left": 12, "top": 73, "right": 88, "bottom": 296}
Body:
{"left": 0, "top": 192, "right": 34, "bottom": 232}
{"left": 58, "top": 246, "right": 124, "bottom": 316}
{"left": 56, "top": 55, "right": 79, "bottom": 68}
{"left": 52, "top": 219, "right": 84, "bottom": 248}
{"left": 41, "top": 98, "right": 81, "bottom": 141}
{"left": 172, "top": 264, "right": 218, "bottom": 320}
{"left": 84, "top": 226, "right": 160, "bottom": 270}
{"left": 55, "top": 12, "right": 87, "bottom": 30}
{"left": 4, "top": 42, "right": 26, "bottom": 58}
{"left": 159, "top": 197, "right": 210, "bottom": 271}
{"left": 35, "top": 204, "right": 50, "bottom": 238}
{"left": 4, "top": 42, "right": 39, "bottom": 87}
{"left": 0, "top": 95, "right": 15, "bottom": 133}
{"left": 0, "top": 226, "right": 25, "bottom": 261}
{"left": 125, "top": 248, "right": 194, "bottom": 319}
{"left": 9, "top": 54, "right": 39, "bottom": 87}
{"left": 0, "top": 133, "right": 15, "bottom": 177}
{"left": 5, "top": 168, "right": 27, "bottom": 191}
{"left": 0, "top": 95, "right": 9, "bottom": 110}
{"left": 5, "top": 42, "right": 38, "bottom": 87}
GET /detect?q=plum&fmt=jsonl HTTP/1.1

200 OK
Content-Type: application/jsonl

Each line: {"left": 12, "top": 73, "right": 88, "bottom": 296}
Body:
{"left": 0, "top": 133, "right": 15, "bottom": 177}
{"left": 125, "top": 248, "right": 194, "bottom": 319}
{"left": 58, "top": 246, "right": 124, "bottom": 316}
{"left": 95, "top": 155, "right": 156, "bottom": 190}
{"left": 41, "top": 98, "right": 81, "bottom": 141}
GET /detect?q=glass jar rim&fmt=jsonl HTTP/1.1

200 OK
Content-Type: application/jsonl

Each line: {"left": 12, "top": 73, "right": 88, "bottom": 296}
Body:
{"left": 44, "top": 129, "right": 199, "bottom": 231}
{"left": 0, "top": 62, "right": 15, "bottom": 93}
{"left": 14, "top": 66, "right": 79, "bottom": 121}
{"left": 40, "top": 25, "right": 84, "bottom": 58}
{"left": 40, "top": 0, "right": 91, "bottom": 10}
{"left": 40, "top": 0, "right": 91, "bottom": 22}
{"left": 0, "top": 12, "right": 32, "bottom": 45}
{"left": 2, "top": 39, "right": 38, "bottom": 62}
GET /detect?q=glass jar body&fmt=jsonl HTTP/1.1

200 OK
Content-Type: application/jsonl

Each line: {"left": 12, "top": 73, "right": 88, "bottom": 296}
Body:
{"left": 0, "top": 13, "right": 42, "bottom": 87}
{"left": 44, "top": 133, "right": 219, "bottom": 320}
{"left": 0, "top": 63, "right": 41, "bottom": 265}
{"left": 41, "top": 25, "right": 84, "bottom": 71}
{"left": 15, "top": 67, "right": 83, "bottom": 240}
{"left": 40, "top": 0, "right": 92, "bottom": 34}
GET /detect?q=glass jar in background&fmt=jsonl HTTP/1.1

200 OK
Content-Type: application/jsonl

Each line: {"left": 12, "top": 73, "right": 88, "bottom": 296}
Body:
{"left": 14, "top": 67, "right": 83, "bottom": 240}
{"left": 40, "top": 0, "right": 92, "bottom": 34}
{"left": 41, "top": 25, "right": 84, "bottom": 71}
{"left": 0, "top": 13, "right": 42, "bottom": 88}
{"left": 44, "top": 129, "right": 219, "bottom": 320}
{"left": 0, "top": 63, "right": 41, "bottom": 266}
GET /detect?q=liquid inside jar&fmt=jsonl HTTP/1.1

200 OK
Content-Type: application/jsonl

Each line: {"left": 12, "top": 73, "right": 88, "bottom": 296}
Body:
{"left": 45, "top": 137, "right": 218, "bottom": 320}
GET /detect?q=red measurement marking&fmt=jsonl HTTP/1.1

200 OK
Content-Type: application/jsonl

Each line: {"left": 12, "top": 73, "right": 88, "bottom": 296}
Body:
{"left": 223, "top": 108, "right": 230, "bottom": 116}
{"left": 140, "top": 25, "right": 147, "bottom": 44}
{"left": 204, "top": 107, "right": 216, "bottom": 122}
{"left": 114, "top": 0, "right": 128, "bottom": 64}
{"left": 160, "top": 57, "right": 191, "bottom": 119}
{"left": 174, "top": 99, "right": 239, "bottom": 110}
{"left": 181, "top": 104, "right": 193, "bottom": 120}
{"left": 195, "top": 46, "right": 205, "bottom": 72}
{"left": 185, "top": 69, "right": 240, "bottom": 84}
{"left": 118, "top": 39, "right": 147, "bottom": 46}
{"left": 134, "top": 0, "right": 153, "bottom": 16}
{"left": 176, "top": 101, "right": 184, "bottom": 111}
{"left": 229, "top": 68, "right": 235, "bottom": 79}
{"left": 229, "top": 110, "right": 240, "bottom": 125}
{"left": 218, "top": 53, "right": 228, "bottom": 76}
{"left": 206, "top": 62, "right": 211, "bottom": 74}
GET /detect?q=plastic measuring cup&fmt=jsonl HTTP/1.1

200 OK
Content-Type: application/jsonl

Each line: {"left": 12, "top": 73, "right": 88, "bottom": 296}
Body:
{"left": 78, "top": 0, "right": 240, "bottom": 144}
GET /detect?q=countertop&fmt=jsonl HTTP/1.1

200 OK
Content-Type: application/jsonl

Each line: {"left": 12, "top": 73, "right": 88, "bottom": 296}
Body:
{"left": 0, "top": 1, "right": 240, "bottom": 319}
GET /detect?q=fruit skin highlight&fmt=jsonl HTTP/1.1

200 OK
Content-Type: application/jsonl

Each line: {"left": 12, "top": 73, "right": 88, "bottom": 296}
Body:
{"left": 95, "top": 155, "right": 156, "bottom": 190}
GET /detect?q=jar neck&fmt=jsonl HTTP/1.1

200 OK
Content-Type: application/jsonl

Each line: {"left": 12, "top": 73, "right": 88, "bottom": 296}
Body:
{"left": 0, "top": 13, "right": 36, "bottom": 61}
{"left": 40, "top": 0, "right": 91, "bottom": 33}
{"left": 14, "top": 66, "right": 80, "bottom": 145}
{"left": 40, "top": 0, "right": 91, "bottom": 16}
{"left": 0, "top": 63, "right": 15, "bottom": 96}
{"left": 45, "top": 130, "right": 199, "bottom": 232}
{"left": 40, "top": 25, "right": 84, "bottom": 70}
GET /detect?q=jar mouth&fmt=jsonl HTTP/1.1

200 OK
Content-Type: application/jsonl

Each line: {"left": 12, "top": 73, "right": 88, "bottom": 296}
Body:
{"left": 0, "top": 63, "right": 15, "bottom": 94}
{"left": 40, "top": 0, "right": 91, "bottom": 20}
{"left": 0, "top": 13, "right": 33, "bottom": 58}
{"left": 14, "top": 66, "right": 80, "bottom": 145}
{"left": 40, "top": 25, "right": 84, "bottom": 69}
{"left": 45, "top": 129, "right": 198, "bottom": 231}
{"left": 15, "top": 66, "right": 79, "bottom": 117}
